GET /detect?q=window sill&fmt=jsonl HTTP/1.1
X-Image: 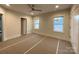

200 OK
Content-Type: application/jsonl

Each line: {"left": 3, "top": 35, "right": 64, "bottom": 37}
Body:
{"left": 53, "top": 31, "right": 64, "bottom": 34}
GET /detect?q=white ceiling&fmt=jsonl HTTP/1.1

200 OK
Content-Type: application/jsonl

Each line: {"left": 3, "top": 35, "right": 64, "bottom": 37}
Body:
{"left": 0, "top": 4, "right": 72, "bottom": 15}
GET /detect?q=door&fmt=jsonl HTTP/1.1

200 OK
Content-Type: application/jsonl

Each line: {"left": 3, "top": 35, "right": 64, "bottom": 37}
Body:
{"left": 0, "top": 14, "right": 3, "bottom": 41}
{"left": 21, "top": 18, "right": 27, "bottom": 35}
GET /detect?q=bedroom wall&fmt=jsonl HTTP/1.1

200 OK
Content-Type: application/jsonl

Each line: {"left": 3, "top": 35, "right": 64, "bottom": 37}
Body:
{"left": 70, "top": 5, "right": 79, "bottom": 53}
{"left": 33, "top": 9, "right": 70, "bottom": 41}
{"left": 26, "top": 16, "right": 33, "bottom": 34}
{"left": 4, "top": 9, "right": 24, "bottom": 40}
{"left": 0, "top": 6, "right": 32, "bottom": 41}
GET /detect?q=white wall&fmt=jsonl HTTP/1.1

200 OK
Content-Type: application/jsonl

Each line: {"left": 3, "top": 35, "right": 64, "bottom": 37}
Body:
{"left": 4, "top": 9, "right": 22, "bottom": 40}
{"left": 71, "top": 5, "right": 79, "bottom": 53}
{"left": 0, "top": 6, "right": 32, "bottom": 41}
{"left": 33, "top": 9, "right": 70, "bottom": 41}
{"left": 26, "top": 16, "right": 32, "bottom": 34}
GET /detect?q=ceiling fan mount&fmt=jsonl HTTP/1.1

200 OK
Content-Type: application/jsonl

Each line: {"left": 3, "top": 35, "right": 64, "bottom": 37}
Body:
{"left": 28, "top": 4, "right": 42, "bottom": 12}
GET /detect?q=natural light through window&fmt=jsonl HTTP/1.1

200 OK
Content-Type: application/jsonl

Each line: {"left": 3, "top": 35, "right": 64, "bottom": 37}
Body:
{"left": 34, "top": 20, "right": 40, "bottom": 29}
{"left": 53, "top": 16, "right": 64, "bottom": 32}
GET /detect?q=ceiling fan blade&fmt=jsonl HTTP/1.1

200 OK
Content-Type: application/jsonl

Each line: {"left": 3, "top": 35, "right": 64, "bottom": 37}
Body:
{"left": 31, "top": 5, "right": 35, "bottom": 8}
{"left": 27, "top": 4, "right": 34, "bottom": 8}
{"left": 27, "top": 4, "right": 32, "bottom": 9}
{"left": 27, "top": 4, "right": 42, "bottom": 12}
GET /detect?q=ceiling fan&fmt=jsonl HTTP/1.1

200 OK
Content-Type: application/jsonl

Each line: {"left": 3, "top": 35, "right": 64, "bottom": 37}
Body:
{"left": 28, "top": 4, "right": 42, "bottom": 12}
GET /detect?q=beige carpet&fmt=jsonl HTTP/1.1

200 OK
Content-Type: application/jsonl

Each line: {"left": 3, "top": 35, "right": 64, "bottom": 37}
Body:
{"left": 0, "top": 33, "right": 75, "bottom": 54}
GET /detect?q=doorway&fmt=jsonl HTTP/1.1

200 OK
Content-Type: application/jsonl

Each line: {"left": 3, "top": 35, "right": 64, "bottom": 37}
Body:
{"left": 21, "top": 18, "right": 27, "bottom": 35}
{"left": 0, "top": 14, "right": 3, "bottom": 41}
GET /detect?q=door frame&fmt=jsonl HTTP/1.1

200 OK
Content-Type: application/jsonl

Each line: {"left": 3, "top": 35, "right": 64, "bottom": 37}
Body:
{"left": 21, "top": 18, "right": 27, "bottom": 35}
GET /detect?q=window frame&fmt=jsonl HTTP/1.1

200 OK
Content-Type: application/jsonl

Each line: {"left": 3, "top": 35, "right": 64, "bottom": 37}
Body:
{"left": 34, "top": 19, "right": 40, "bottom": 29}
{"left": 53, "top": 16, "right": 64, "bottom": 33}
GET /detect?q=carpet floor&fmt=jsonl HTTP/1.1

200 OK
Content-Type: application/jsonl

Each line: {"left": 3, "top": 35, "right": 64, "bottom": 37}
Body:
{"left": 0, "top": 33, "right": 75, "bottom": 54}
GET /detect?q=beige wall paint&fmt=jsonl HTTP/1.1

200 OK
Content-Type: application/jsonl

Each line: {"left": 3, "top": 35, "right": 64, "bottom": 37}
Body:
{"left": 33, "top": 9, "right": 70, "bottom": 41}
{"left": 5, "top": 9, "right": 23, "bottom": 40}
{"left": 0, "top": 6, "right": 32, "bottom": 41}
{"left": 71, "top": 5, "right": 79, "bottom": 53}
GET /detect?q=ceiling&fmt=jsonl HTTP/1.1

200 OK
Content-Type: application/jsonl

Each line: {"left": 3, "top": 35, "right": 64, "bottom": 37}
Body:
{"left": 0, "top": 4, "right": 72, "bottom": 15}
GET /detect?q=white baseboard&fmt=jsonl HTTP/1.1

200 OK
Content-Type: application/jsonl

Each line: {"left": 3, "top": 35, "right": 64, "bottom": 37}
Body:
{"left": 3, "top": 32, "right": 32, "bottom": 41}
{"left": 27, "top": 32, "right": 32, "bottom": 34}
{"left": 3, "top": 34, "right": 21, "bottom": 41}
{"left": 33, "top": 32, "right": 70, "bottom": 42}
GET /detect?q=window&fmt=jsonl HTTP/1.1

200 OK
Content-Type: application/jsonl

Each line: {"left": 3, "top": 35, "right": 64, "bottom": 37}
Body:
{"left": 34, "top": 20, "right": 40, "bottom": 29}
{"left": 53, "top": 16, "right": 64, "bottom": 32}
